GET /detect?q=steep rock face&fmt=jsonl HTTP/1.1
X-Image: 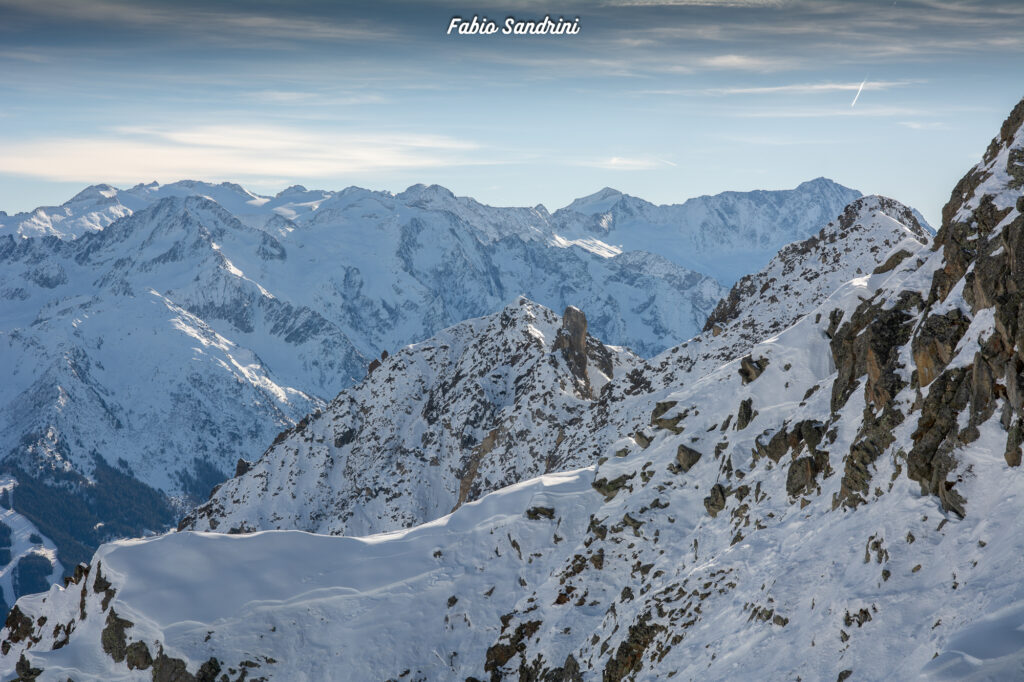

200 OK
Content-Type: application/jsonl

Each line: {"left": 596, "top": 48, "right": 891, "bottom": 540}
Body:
{"left": 475, "top": 101, "right": 1024, "bottom": 679}
{"left": 645, "top": 195, "right": 931, "bottom": 390}
{"left": 181, "top": 300, "right": 640, "bottom": 536}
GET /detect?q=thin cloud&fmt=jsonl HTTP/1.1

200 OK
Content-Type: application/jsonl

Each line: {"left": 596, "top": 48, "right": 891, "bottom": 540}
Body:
{"left": 580, "top": 157, "right": 675, "bottom": 170}
{"left": 0, "top": 125, "right": 489, "bottom": 184}
{"left": 708, "top": 80, "right": 915, "bottom": 95}
{"left": 602, "top": 0, "right": 781, "bottom": 5}
{"left": 0, "top": 50, "right": 51, "bottom": 63}
{"left": 697, "top": 54, "right": 800, "bottom": 72}
{"left": 734, "top": 105, "right": 931, "bottom": 118}
{"left": 899, "top": 120, "right": 948, "bottom": 130}
{"left": 0, "top": 0, "right": 397, "bottom": 43}
{"left": 247, "top": 91, "right": 386, "bottom": 106}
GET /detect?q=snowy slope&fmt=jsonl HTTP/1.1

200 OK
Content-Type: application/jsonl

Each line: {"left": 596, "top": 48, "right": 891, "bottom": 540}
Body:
{"left": 0, "top": 188, "right": 724, "bottom": 571}
{"left": 0, "top": 478, "right": 63, "bottom": 614}
{"left": 181, "top": 299, "right": 641, "bottom": 536}
{"left": 2, "top": 97, "right": 1020, "bottom": 681}
{"left": 648, "top": 194, "right": 932, "bottom": 389}
{"left": 554, "top": 177, "right": 865, "bottom": 283}
{"left": 0, "top": 177, "right": 863, "bottom": 574}
{"left": 185, "top": 194, "right": 930, "bottom": 540}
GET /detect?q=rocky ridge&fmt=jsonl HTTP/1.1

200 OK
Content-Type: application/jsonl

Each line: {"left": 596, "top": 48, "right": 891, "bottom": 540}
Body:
{"left": 0, "top": 177, "right": 860, "bottom": 571}
{"left": 181, "top": 298, "right": 641, "bottom": 537}
{"left": 183, "top": 194, "right": 931, "bottom": 538}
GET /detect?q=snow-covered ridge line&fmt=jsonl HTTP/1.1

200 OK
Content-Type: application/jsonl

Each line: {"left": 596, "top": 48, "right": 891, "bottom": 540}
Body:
{"left": 183, "top": 194, "right": 932, "bottom": 547}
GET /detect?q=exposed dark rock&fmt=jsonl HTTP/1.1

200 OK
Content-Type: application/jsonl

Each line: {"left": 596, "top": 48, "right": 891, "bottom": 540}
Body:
{"left": 676, "top": 444, "right": 703, "bottom": 473}
{"left": 786, "top": 455, "right": 827, "bottom": 497}
{"left": 592, "top": 473, "right": 634, "bottom": 501}
{"left": 526, "top": 506, "right": 555, "bottom": 520}
{"left": 152, "top": 647, "right": 197, "bottom": 682}
{"left": 4, "top": 606, "right": 34, "bottom": 645}
{"left": 234, "top": 458, "right": 252, "bottom": 478}
{"left": 908, "top": 367, "right": 971, "bottom": 517}
{"left": 14, "top": 653, "right": 42, "bottom": 681}
{"left": 704, "top": 484, "right": 728, "bottom": 517}
{"left": 126, "top": 640, "right": 153, "bottom": 670}
{"left": 554, "top": 306, "right": 592, "bottom": 397}
{"left": 738, "top": 355, "right": 769, "bottom": 384}
{"left": 873, "top": 248, "right": 912, "bottom": 274}
{"left": 602, "top": 613, "right": 665, "bottom": 682}
{"left": 912, "top": 309, "right": 970, "bottom": 387}
{"left": 101, "top": 609, "right": 134, "bottom": 663}
{"left": 651, "top": 401, "right": 684, "bottom": 434}
{"left": 736, "top": 398, "right": 755, "bottom": 430}
{"left": 484, "top": 619, "right": 543, "bottom": 676}
{"left": 196, "top": 657, "right": 222, "bottom": 682}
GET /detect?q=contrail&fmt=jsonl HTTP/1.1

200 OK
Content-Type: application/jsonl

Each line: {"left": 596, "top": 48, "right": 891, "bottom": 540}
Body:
{"left": 850, "top": 78, "right": 867, "bottom": 107}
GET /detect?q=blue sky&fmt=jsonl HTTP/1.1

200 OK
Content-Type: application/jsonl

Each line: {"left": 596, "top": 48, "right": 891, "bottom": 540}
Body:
{"left": 1, "top": 0, "right": 1022, "bottom": 226}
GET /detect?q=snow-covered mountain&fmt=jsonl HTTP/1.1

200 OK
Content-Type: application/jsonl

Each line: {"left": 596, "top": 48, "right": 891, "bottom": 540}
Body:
{"left": 181, "top": 298, "right": 641, "bottom": 536}
{"left": 182, "top": 193, "right": 930, "bottom": 539}
{"left": 0, "top": 178, "right": 859, "bottom": 571}
{"left": 2, "top": 97, "right": 1019, "bottom": 681}
{"left": 649, "top": 194, "right": 932, "bottom": 389}
{"left": 554, "top": 177, "right": 866, "bottom": 282}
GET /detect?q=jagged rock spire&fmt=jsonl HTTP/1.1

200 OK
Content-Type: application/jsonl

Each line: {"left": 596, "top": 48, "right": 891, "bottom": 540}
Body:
{"left": 554, "top": 306, "right": 592, "bottom": 397}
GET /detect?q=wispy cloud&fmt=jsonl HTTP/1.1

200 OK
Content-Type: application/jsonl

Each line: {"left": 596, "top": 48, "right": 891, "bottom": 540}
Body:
{"left": 899, "top": 120, "right": 948, "bottom": 130}
{"left": 601, "top": 0, "right": 781, "bottom": 5}
{"left": 697, "top": 54, "right": 800, "bottom": 71}
{"left": 734, "top": 105, "right": 932, "bottom": 118}
{"left": 0, "top": 0, "right": 397, "bottom": 44}
{"left": 707, "top": 80, "right": 915, "bottom": 95}
{"left": 578, "top": 157, "right": 677, "bottom": 170}
{"left": 0, "top": 125, "right": 488, "bottom": 184}
{"left": 246, "top": 90, "right": 386, "bottom": 106}
{"left": 0, "top": 50, "right": 51, "bottom": 63}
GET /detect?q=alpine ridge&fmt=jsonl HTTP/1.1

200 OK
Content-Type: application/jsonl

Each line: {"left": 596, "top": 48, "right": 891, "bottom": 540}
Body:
{"left": 184, "top": 193, "right": 932, "bottom": 539}
{"left": 0, "top": 178, "right": 858, "bottom": 572}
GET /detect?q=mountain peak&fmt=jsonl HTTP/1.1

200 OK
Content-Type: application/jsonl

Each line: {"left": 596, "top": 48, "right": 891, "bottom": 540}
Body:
{"left": 701, "top": 194, "right": 930, "bottom": 338}
{"left": 65, "top": 184, "right": 119, "bottom": 204}
{"left": 795, "top": 176, "right": 840, "bottom": 191}
{"left": 931, "top": 95, "right": 1024, "bottom": 303}
{"left": 563, "top": 187, "right": 625, "bottom": 214}
{"left": 943, "top": 95, "right": 1024, "bottom": 228}
{"left": 397, "top": 183, "right": 457, "bottom": 203}
{"left": 276, "top": 184, "right": 309, "bottom": 197}
{"left": 837, "top": 194, "right": 930, "bottom": 241}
